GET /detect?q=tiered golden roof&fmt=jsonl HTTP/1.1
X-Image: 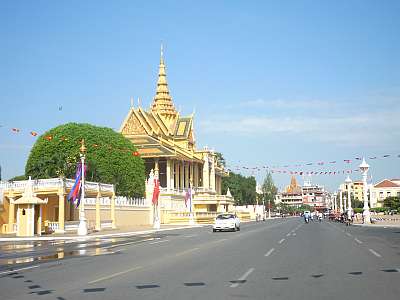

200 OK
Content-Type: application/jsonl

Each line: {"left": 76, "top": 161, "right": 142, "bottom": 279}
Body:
{"left": 150, "top": 44, "right": 178, "bottom": 121}
{"left": 285, "top": 176, "right": 302, "bottom": 194}
{"left": 120, "top": 46, "right": 201, "bottom": 162}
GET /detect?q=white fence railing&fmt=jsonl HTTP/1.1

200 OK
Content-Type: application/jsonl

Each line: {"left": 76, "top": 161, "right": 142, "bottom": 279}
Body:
{"left": 83, "top": 196, "right": 148, "bottom": 207}
{"left": 0, "top": 178, "right": 114, "bottom": 194}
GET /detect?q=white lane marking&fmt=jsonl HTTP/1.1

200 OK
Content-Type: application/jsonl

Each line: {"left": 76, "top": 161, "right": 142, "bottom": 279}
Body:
{"left": 184, "top": 235, "right": 197, "bottom": 238}
{"left": 346, "top": 232, "right": 352, "bottom": 237}
{"left": 0, "top": 265, "right": 39, "bottom": 275}
{"left": 292, "top": 233, "right": 296, "bottom": 236}
{"left": 175, "top": 247, "right": 200, "bottom": 257}
{"left": 102, "top": 238, "right": 155, "bottom": 249}
{"left": 286, "top": 233, "right": 291, "bottom": 237}
{"left": 369, "top": 249, "right": 382, "bottom": 258}
{"left": 230, "top": 268, "right": 255, "bottom": 288}
{"left": 264, "top": 248, "right": 275, "bottom": 257}
{"left": 149, "top": 240, "right": 169, "bottom": 245}
{"left": 88, "top": 266, "right": 143, "bottom": 284}
{"left": 210, "top": 238, "right": 228, "bottom": 244}
{"left": 278, "top": 238, "right": 285, "bottom": 244}
{"left": 354, "top": 238, "right": 363, "bottom": 244}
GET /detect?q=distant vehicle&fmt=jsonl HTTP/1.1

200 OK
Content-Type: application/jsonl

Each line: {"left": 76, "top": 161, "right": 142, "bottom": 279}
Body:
{"left": 213, "top": 213, "right": 240, "bottom": 232}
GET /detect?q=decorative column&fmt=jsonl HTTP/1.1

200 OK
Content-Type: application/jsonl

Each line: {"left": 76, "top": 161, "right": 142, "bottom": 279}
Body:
{"left": 333, "top": 192, "right": 337, "bottom": 212}
{"left": 210, "top": 156, "right": 215, "bottom": 192}
{"left": 339, "top": 190, "right": 343, "bottom": 213}
{"left": 184, "top": 162, "right": 189, "bottom": 189}
{"left": 194, "top": 163, "right": 199, "bottom": 187}
{"left": 8, "top": 197, "right": 15, "bottom": 233}
{"left": 111, "top": 192, "right": 116, "bottom": 229}
{"left": 345, "top": 175, "right": 353, "bottom": 219}
{"left": 57, "top": 192, "right": 65, "bottom": 233}
{"left": 166, "top": 160, "right": 171, "bottom": 191}
{"left": 77, "top": 139, "right": 88, "bottom": 236}
{"left": 179, "top": 161, "right": 184, "bottom": 190}
{"left": 202, "top": 153, "right": 209, "bottom": 189}
{"left": 359, "top": 158, "right": 370, "bottom": 224}
{"left": 95, "top": 187, "right": 101, "bottom": 231}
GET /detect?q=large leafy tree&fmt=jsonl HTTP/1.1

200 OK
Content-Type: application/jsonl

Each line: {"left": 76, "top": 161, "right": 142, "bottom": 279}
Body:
{"left": 25, "top": 123, "right": 145, "bottom": 197}
{"left": 262, "top": 172, "right": 278, "bottom": 209}
{"left": 222, "top": 171, "right": 257, "bottom": 205}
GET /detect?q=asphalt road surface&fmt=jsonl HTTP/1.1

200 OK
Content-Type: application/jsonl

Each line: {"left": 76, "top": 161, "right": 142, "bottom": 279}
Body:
{"left": 0, "top": 218, "right": 399, "bottom": 300}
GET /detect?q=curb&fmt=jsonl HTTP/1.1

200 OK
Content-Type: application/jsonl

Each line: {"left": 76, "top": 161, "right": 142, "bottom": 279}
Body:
{"left": 0, "top": 224, "right": 206, "bottom": 242}
{"left": 352, "top": 223, "right": 400, "bottom": 228}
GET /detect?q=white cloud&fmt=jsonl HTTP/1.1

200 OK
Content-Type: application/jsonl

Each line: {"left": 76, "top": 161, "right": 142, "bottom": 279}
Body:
{"left": 199, "top": 109, "right": 400, "bottom": 146}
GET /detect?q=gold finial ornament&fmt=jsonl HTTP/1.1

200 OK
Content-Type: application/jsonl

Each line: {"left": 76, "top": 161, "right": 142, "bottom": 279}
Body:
{"left": 150, "top": 44, "right": 178, "bottom": 119}
{"left": 80, "top": 139, "right": 87, "bottom": 154}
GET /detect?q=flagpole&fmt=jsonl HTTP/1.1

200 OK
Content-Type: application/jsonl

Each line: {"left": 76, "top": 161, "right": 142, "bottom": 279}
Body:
{"left": 189, "top": 180, "right": 195, "bottom": 225}
{"left": 77, "top": 139, "right": 88, "bottom": 236}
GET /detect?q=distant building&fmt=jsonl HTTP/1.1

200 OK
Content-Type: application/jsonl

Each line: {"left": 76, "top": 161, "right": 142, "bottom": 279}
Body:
{"left": 370, "top": 179, "right": 400, "bottom": 208}
{"left": 302, "top": 178, "right": 328, "bottom": 210}
{"left": 276, "top": 176, "right": 303, "bottom": 208}
{"left": 275, "top": 176, "right": 328, "bottom": 210}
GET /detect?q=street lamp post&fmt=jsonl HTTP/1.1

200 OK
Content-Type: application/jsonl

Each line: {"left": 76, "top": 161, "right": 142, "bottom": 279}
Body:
{"left": 333, "top": 192, "right": 337, "bottom": 212}
{"left": 345, "top": 175, "right": 353, "bottom": 220}
{"left": 77, "top": 139, "right": 88, "bottom": 236}
{"left": 359, "top": 158, "right": 370, "bottom": 224}
{"left": 339, "top": 190, "right": 343, "bottom": 214}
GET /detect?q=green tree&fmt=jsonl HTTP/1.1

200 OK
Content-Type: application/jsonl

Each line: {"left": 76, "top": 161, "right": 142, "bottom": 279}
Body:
{"left": 9, "top": 175, "right": 27, "bottom": 181}
{"left": 25, "top": 123, "right": 145, "bottom": 197}
{"left": 215, "top": 152, "right": 226, "bottom": 167}
{"left": 262, "top": 172, "right": 278, "bottom": 209}
{"left": 383, "top": 196, "right": 400, "bottom": 210}
{"left": 222, "top": 171, "right": 256, "bottom": 205}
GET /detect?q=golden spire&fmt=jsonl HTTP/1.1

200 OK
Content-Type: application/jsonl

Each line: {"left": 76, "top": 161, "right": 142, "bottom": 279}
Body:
{"left": 150, "top": 44, "right": 177, "bottom": 118}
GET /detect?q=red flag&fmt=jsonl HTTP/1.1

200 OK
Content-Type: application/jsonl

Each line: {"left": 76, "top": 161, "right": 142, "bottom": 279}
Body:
{"left": 30, "top": 131, "right": 38, "bottom": 136}
{"left": 12, "top": 128, "right": 20, "bottom": 133}
{"left": 152, "top": 179, "right": 160, "bottom": 205}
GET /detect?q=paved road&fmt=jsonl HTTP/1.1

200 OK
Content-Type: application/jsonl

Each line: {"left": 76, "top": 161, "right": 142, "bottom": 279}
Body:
{"left": 0, "top": 218, "right": 399, "bottom": 300}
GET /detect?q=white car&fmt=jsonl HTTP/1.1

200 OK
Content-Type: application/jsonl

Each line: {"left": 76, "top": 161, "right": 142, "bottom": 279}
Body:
{"left": 213, "top": 213, "right": 240, "bottom": 232}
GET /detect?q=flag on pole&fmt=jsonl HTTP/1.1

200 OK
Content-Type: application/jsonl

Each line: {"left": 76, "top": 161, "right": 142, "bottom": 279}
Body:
{"left": 152, "top": 178, "right": 160, "bottom": 205}
{"left": 68, "top": 162, "right": 82, "bottom": 206}
{"left": 185, "top": 187, "right": 192, "bottom": 208}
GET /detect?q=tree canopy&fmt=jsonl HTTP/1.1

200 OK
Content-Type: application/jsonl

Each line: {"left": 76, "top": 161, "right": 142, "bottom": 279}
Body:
{"left": 261, "top": 172, "right": 278, "bottom": 208}
{"left": 25, "top": 123, "right": 145, "bottom": 197}
{"left": 222, "top": 172, "right": 257, "bottom": 205}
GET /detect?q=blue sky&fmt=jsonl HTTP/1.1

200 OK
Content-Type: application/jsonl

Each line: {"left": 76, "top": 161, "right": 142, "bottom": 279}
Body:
{"left": 0, "top": 0, "right": 399, "bottom": 191}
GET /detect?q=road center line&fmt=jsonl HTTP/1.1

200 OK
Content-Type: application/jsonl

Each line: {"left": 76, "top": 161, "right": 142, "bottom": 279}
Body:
{"left": 149, "top": 240, "right": 169, "bottom": 245}
{"left": 184, "top": 235, "right": 197, "bottom": 238}
{"left": 286, "top": 233, "right": 291, "bottom": 237}
{"left": 175, "top": 247, "right": 200, "bottom": 257}
{"left": 278, "top": 238, "right": 285, "bottom": 244}
{"left": 346, "top": 232, "right": 352, "bottom": 237}
{"left": 230, "top": 268, "right": 255, "bottom": 288}
{"left": 354, "top": 238, "right": 363, "bottom": 244}
{"left": 369, "top": 249, "right": 382, "bottom": 258}
{"left": 0, "top": 265, "right": 39, "bottom": 275}
{"left": 88, "top": 266, "right": 143, "bottom": 284}
{"left": 264, "top": 248, "right": 275, "bottom": 257}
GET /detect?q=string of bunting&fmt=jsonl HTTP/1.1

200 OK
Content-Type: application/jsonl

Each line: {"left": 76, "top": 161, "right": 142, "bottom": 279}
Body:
{"left": 1, "top": 126, "right": 140, "bottom": 157}
{"left": 2, "top": 125, "right": 399, "bottom": 174}
{"left": 226, "top": 153, "right": 400, "bottom": 176}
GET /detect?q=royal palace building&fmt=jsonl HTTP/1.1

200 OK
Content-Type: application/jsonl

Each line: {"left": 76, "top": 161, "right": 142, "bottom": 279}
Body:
{"left": 119, "top": 48, "right": 234, "bottom": 216}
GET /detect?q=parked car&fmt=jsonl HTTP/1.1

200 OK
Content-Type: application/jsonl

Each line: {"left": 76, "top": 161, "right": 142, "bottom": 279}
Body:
{"left": 213, "top": 213, "right": 240, "bottom": 232}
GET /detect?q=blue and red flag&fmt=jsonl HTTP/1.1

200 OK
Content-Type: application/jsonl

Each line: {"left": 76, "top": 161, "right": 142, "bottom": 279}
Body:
{"left": 68, "top": 162, "right": 83, "bottom": 207}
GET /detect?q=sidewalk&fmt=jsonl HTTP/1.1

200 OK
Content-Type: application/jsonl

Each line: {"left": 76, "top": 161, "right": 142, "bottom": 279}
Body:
{"left": 0, "top": 224, "right": 206, "bottom": 242}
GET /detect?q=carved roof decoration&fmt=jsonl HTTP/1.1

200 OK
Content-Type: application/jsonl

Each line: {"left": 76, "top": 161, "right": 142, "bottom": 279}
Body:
{"left": 150, "top": 44, "right": 178, "bottom": 121}
{"left": 119, "top": 48, "right": 205, "bottom": 162}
